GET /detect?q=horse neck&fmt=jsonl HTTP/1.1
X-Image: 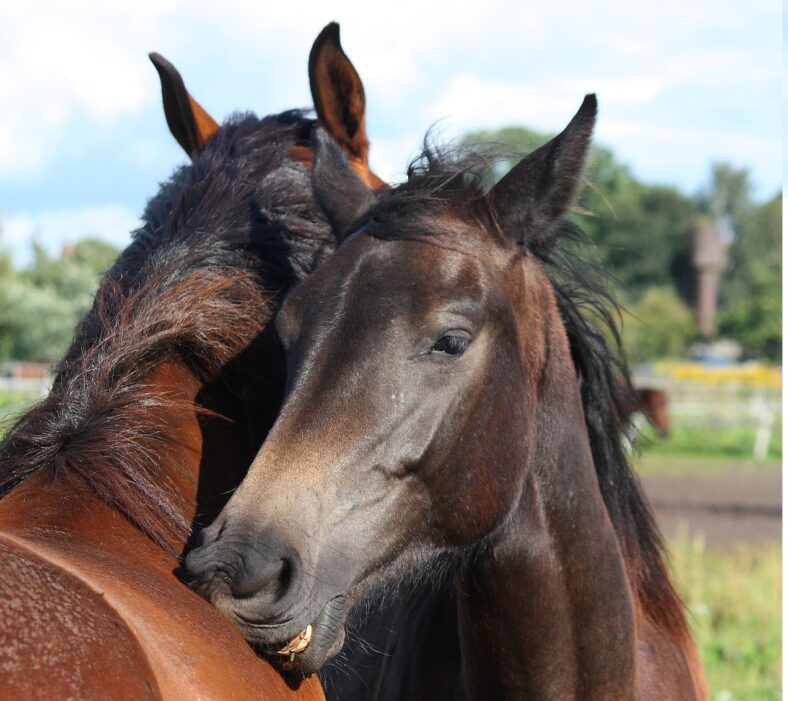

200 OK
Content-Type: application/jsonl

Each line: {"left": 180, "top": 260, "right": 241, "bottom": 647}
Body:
{"left": 457, "top": 300, "right": 637, "bottom": 700}
{"left": 132, "top": 359, "right": 212, "bottom": 554}
{"left": 145, "top": 358, "right": 259, "bottom": 555}
{"left": 0, "top": 359, "right": 212, "bottom": 556}
{"left": 71, "top": 355, "right": 257, "bottom": 558}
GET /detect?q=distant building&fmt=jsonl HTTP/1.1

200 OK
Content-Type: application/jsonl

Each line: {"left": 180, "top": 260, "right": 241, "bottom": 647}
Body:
{"left": 692, "top": 219, "right": 731, "bottom": 337}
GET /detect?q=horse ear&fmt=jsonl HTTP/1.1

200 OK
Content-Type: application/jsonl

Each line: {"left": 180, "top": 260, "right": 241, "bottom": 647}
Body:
{"left": 311, "top": 127, "right": 376, "bottom": 242}
{"left": 149, "top": 52, "right": 220, "bottom": 159}
{"left": 309, "top": 23, "right": 372, "bottom": 174}
{"left": 487, "top": 94, "right": 597, "bottom": 246}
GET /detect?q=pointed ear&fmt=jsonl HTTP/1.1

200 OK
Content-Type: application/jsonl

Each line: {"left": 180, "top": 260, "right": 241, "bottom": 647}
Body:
{"left": 311, "top": 127, "right": 376, "bottom": 242}
{"left": 149, "top": 52, "right": 220, "bottom": 159}
{"left": 309, "top": 23, "right": 371, "bottom": 170}
{"left": 487, "top": 94, "right": 597, "bottom": 246}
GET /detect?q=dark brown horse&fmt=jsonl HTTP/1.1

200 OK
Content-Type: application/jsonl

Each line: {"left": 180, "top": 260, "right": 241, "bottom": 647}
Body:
{"left": 0, "top": 24, "right": 379, "bottom": 699}
{"left": 187, "top": 96, "right": 706, "bottom": 699}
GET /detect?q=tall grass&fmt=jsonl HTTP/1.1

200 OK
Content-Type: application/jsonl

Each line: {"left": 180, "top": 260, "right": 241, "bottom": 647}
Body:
{"left": 640, "top": 423, "right": 782, "bottom": 462}
{"left": 670, "top": 535, "right": 781, "bottom": 701}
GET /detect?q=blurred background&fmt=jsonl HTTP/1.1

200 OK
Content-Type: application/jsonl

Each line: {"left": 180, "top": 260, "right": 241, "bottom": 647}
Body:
{"left": 0, "top": 2, "right": 781, "bottom": 699}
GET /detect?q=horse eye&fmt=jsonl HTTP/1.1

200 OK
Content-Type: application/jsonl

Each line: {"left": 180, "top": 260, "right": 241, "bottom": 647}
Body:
{"left": 429, "top": 334, "right": 470, "bottom": 357}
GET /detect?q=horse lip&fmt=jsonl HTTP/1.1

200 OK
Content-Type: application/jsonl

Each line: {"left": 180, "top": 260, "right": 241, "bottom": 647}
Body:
{"left": 268, "top": 595, "right": 349, "bottom": 673}
{"left": 273, "top": 624, "right": 313, "bottom": 656}
{"left": 233, "top": 608, "right": 296, "bottom": 629}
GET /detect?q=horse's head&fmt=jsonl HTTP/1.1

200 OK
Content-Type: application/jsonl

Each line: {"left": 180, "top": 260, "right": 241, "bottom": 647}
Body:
{"left": 186, "top": 96, "right": 598, "bottom": 673}
{"left": 119, "top": 22, "right": 384, "bottom": 540}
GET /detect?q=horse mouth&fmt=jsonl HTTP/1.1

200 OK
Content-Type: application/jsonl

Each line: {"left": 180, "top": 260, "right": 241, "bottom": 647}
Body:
{"left": 261, "top": 595, "right": 348, "bottom": 675}
{"left": 272, "top": 624, "right": 313, "bottom": 658}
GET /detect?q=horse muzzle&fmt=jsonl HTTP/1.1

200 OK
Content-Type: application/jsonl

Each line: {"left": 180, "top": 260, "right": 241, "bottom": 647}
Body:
{"left": 184, "top": 527, "right": 349, "bottom": 674}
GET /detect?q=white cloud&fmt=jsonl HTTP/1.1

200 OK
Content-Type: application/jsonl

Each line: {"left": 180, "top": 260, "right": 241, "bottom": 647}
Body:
{"left": 367, "top": 133, "right": 427, "bottom": 185}
{"left": 2, "top": 205, "right": 138, "bottom": 266}
{"left": 0, "top": 0, "right": 779, "bottom": 198}
{"left": 423, "top": 75, "right": 590, "bottom": 135}
{"left": 0, "top": 0, "right": 554, "bottom": 174}
{"left": 0, "top": 1, "right": 181, "bottom": 175}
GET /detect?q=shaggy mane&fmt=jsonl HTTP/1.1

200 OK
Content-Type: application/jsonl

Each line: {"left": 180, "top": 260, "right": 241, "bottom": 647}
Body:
{"left": 0, "top": 111, "right": 333, "bottom": 551}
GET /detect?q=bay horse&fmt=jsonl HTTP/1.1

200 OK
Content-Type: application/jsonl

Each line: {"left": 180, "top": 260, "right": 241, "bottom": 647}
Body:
{"left": 633, "top": 387, "right": 670, "bottom": 437}
{"left": 186, "top": 96, "right": 706, "bottom": 699}
{"left": 618, "top": 383, "right": 670, "bottom": 453}
{"left": 0, "top": 23, "right": 380, "bottom": 699}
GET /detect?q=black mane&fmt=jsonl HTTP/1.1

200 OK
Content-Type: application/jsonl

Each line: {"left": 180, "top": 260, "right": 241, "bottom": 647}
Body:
{"left": 363, "top": 143, "right": 688, "bottom": 637}
{"left": 0, "top": 110, "right": 334, "bottom": 550}
{"left": 114, "top": 109, "right": 331, "bottom": 294}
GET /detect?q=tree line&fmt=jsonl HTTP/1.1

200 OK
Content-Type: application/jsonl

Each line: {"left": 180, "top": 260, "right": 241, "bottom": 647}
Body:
{"left": 463, "top": 126, "right": 781, "bottom": 362}
{"left": 0, "top": 239, "right": 118, "bottom": 363}
{"left": 0, "top": 132, "right": 780, "bottom": 364}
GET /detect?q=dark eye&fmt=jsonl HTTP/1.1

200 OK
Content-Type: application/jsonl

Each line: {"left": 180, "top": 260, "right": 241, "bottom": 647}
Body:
{"left": 429, "top": 334, "right": 470, "bottom": 357}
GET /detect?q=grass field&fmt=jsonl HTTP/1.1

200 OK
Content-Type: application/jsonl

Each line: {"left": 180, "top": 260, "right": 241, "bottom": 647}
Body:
{"left": 670, "top": 535, "right": 781, "bottom": 701}
{"left": 635, "top": 453, "right": 781, "bottom": 477}
{"left": 0, "top": 391, "right": 37, "bottom": 437}
{"left": 639, "top": 423, "right": 782, "bottom": 462}
{"left": 0, "top": 391, "right": 36, "bottom": 412}
{"left": 640, "top": 433, "right": 782, "bottom": 699}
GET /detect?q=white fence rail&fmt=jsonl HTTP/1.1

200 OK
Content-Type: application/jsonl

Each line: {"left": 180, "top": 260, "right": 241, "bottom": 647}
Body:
{"left": 633, "top": 373, "right": 781, "bottom": 460}
{"left": 0, "top": 377, "right": 52, "bottom": 395}
{"left": 1, "top": 374, "right": 782, "bottom": 459}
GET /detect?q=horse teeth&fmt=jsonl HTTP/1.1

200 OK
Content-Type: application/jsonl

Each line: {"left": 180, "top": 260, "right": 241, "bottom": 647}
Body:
{"left": 274, "top": 624, "right": 313, "bottom": 656}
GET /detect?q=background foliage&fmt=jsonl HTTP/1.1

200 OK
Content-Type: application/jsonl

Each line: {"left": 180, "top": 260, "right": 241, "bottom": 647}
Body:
{"left": 462, "top": 128, "right": 781, "bottom": 362}
{"left": 0, "top": 239, "right": 118, "bottom": 362}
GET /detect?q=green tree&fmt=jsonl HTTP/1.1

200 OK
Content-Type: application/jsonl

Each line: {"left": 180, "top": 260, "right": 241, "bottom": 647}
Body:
{"left": 72, "top": 238, "right": 120, "bottom": 273}
{"left": 697, "top": 162, "right": 753, "bottom": 225}
{"left": 0, "top": 233, "right": 120, "bottom": 362}
{"left": 0, "top": 279, "right": 81, "bottom": 361}
{"left": 621, "top": 287, "right": 696, "bottom": 362}
{"left": 718, "top": 193, "right": 781, "bottom": 359}
{"left": 693, "top": 161, "right": 780, "bottom": 359}
{"left": 0, "top": 220, "right": 14, "bottom": 281}
{"left": 582, "top": 180, "right": 696, "bottom": 297}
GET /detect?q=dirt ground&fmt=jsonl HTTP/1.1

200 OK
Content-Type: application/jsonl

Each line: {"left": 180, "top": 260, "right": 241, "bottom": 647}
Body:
{"left": 639, "top": 461, "right": 782, "bottom": 549}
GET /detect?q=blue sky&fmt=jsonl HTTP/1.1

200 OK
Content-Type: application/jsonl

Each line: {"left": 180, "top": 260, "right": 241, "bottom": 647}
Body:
{"left": 0, "top": 0, "right": 781, "bottom": 265}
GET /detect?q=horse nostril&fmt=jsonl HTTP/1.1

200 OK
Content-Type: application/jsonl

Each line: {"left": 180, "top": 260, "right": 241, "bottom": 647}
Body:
{"left": 230, "top": 559, "right": 276, "bottom": 598}
{"left": 227, "top": 547, "right": 302, "bottom": 610}
{"left": 278, "top": 557, "right": 294, "bottom": 594}
{"left": 185, "top": 531, "right": 304, "bottom": 619}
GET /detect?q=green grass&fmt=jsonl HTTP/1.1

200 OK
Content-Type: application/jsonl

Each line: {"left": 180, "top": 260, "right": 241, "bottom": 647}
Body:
{"left": 639, "top": 423, "right": 782, "bottom": 462}
{"left": 0, "top": 391, "right": 36, "bottom": 411}
{"left": 0, "top": 391, "right": 38, "bottom": 438}
{"left": 670, "top": 536, "right": 781, "bottom": 701}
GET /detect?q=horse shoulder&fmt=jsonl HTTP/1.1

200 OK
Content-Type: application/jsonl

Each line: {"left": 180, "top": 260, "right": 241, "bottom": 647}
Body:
{"left": 0, "top": 532, "right": 161, "bottom": 700}
{"left": 0, "top": 474, "right": 325, "bottom": 700}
